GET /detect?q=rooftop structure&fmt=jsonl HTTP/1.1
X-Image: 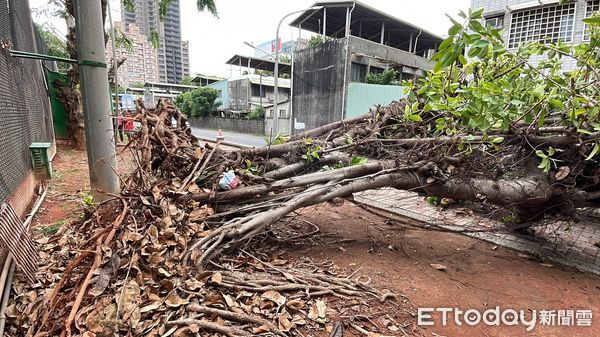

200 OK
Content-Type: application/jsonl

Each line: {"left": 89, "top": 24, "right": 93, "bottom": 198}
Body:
{"left": 290, "top": 0, "right": 443, "bottom": 57}
{"left": 225, "top": 54, "right": 292, "bottom": 76}
{"left": 191, "top": 75, "right": 225, "bottom": 86}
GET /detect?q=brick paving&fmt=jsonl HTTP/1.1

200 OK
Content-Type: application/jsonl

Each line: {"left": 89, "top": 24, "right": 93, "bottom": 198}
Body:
{"left": 354, "top": 188, "right": 600, "bottom": 275}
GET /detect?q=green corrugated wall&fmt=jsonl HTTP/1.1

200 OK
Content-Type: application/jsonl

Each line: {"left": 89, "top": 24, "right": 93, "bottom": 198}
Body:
{"left": 345, "top": 83, "right": 405, "bottom": 118}
{"left": 46, "top": 70, "right": 69, "bottom": 139}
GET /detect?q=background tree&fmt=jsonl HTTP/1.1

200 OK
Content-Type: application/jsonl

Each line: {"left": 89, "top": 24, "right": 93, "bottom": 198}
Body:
{"left": 365, "top": 68, "right": 400, "bottom": 85}
{"left": 175, "top": 86, "right": 221, "bottom": 117}
{"left": 307, "top": 35, "right": 333, "bottom": 47}
{"left": 36, "top": 24, "right": 70, "bottom": 73}
{"left": 248, "top": 106, "right": 265, "bottom": 119}
{"left": 179, "top": 75, "right": 195, "bottom": 86}
{"left": 56, "top": 0, "right": 218, "bottom": 149}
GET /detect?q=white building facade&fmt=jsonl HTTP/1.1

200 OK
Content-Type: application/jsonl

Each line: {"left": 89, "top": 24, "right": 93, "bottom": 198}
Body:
{"left": 471, "top": 0, "right": 599, "bottom": 71}
{"left": 105, "top": 22, "right": 159, "bottom": 87}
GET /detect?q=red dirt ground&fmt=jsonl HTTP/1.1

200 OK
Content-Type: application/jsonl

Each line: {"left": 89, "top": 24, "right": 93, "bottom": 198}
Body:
{"left": 283, "top": 202, "right": 600, "bottom": 337}
{"left": 35, "top": 143, "right": 600, "bottom": 337}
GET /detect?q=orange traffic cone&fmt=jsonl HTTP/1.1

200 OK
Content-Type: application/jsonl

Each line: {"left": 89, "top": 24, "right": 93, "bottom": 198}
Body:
{"left": 216, "top": 129, "right": 224, "bottom": 143}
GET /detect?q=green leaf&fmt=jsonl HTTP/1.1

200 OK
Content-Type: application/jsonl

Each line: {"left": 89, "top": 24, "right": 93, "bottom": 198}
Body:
{"left": 407, "top": 114, "right": 422, "bottom": 122}
{"left": 586, "top": 142, "right": 600, "bottom": 160}
{"left": 582, "top": 17, "right": 600, "bottom": 25}
{"left": 449, "top": 23, "right": 461, "bottom": 36}
{"left": 490, "top": 137, "right": 504, "bottom": 144}
{"left": 467, "top": 46, "right": 480, "bottom": 58}
{"left": 149, "top": 30, "right": 160, "bottom": 49}
{"left": 438, "top": 36, "right": 455, "bottom": 52}
{"left": 537, "top": 158, "right": 550, "bottom": 172}
{"left": 350, "top": 156, "right": 368, "bottom": 166}
{"left": 122, "top": 0, "right": 135, "bottom": 11}
{"left": 471, "top": 7, "right": 484, "bottom": 19}
{"left": 535, "top": 150, "right": 547, "bottom": 158}
{"left": 445, "top": 14, "right": 460, "bottom": 26}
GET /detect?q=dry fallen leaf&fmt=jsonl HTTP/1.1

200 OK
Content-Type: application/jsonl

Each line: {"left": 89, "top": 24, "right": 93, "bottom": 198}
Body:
{"left": 165, "top": 293, "right": 189, "bottom": 308}
{"left": 430, "top": 263, "right": 447, "bottom": 271}
{"left": 555, "top": 166, "right": 570, "bottom": 181}
{"left": 210, "top": 272, "right": 223, "bottom": 284}
{"left": 278, "top": 312, "right": 294, "bottom": 332}
{"left": 223, "top": 293, "right": 237, "bottom": 307}
{"left": 261, "top": 290, "right": 286, "bottom": 306}
{"left": 308, "top": 300, "right": 327, "bottom": 323}
{"left": 286, "top": 299, "right": 305, "bottom": 310}
{"left": 252, "top": 324, "right": 271, "bottom": 334}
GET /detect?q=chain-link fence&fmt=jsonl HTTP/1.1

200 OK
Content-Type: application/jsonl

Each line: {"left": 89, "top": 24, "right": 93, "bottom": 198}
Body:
{"left": 0, "top": 0, "right": 55, "bottom": 202}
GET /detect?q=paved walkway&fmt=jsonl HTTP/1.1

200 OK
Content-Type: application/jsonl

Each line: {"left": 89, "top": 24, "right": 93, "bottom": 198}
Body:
{"left": 191, "top": 127, "right": 266, "bottom": 147}
{"left": 354, "top": 188, "right": 600, "bottom": 275}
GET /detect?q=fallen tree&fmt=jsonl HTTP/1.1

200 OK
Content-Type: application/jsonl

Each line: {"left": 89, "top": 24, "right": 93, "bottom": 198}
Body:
{"left": 5, "top": 9, "right": 600, "bottom": 337}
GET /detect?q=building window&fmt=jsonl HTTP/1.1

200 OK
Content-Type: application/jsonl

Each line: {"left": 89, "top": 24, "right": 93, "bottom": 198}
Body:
{"left": 269, "top": 109, "right": 274, "bottom": 118}
{"left": 350, "top": 63, "right": 367, "bottom": 82}
{"left": 508, "top": 3, "right": 575, "bottom": 49}
{"left": 279, "top": 109, "right": 287, "bottom": 118}
{"left": 251, "top": 84, "right": 266, "bottom": 98}
{"left": 485, "top": 15, "right": 504, "bottom": 29}
{"left": 584, "top": 0, "right": 600, "bottom": 41}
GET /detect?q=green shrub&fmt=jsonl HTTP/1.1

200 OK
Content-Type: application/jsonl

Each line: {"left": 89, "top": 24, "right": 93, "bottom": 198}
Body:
{"left": 175, "top": 87, "right": 221, "bottom": 117}
{"left": 248, "top": 106, "right": 265, "bottom": 120}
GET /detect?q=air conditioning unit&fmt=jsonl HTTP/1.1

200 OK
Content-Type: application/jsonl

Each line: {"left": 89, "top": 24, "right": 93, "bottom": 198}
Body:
{"left": 268, "top": 95, "right": 274, "bottom": 102}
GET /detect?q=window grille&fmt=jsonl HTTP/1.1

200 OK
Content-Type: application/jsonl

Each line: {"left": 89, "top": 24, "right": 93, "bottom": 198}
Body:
{"left": 508, "top": 3, "right": 575, "bottom": 49}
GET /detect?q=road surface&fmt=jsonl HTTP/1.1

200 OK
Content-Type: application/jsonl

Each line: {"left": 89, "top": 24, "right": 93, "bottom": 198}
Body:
{"left": 190, "top": 127, "right": 267, "bottom": 147}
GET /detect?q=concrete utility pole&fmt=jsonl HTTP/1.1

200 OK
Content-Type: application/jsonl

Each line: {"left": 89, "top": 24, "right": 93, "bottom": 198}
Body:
{"left": 74, "top": 0, "right": 120, "bottom": 195}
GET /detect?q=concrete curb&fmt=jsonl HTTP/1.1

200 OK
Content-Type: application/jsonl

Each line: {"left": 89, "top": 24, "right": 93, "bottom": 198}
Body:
{"left": 353, "top": 191, "right": 600, "bottom": 276}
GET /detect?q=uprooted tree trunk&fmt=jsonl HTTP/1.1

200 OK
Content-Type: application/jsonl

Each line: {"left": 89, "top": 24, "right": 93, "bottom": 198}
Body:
{"left": 12, "top": 98, "right": 600, "bottom": 336}
{"left": 122, "top": 99, "right": 600, "bottom": 271}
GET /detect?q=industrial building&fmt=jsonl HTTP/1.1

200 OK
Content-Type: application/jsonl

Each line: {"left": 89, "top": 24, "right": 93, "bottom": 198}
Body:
{"left": 288, "top": 1, "right": 443, "bottom": 134}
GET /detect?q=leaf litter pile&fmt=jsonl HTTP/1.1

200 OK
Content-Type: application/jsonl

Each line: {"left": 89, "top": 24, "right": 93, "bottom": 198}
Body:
{"left": 6, "top": 100, "right": 415, "bottom": 337}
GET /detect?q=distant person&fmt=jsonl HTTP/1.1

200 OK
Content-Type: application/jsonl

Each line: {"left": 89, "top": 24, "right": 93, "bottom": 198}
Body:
{"left": 124, "top": 110, "right": 135, "bottom": 140}
{"left": 116, "top": 109, "right": 124, "bottom": 143}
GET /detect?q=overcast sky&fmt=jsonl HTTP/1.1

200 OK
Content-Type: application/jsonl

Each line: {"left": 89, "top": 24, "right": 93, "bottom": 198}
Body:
{"left": 30, "top": 0, "right": 471, "bottom": 78}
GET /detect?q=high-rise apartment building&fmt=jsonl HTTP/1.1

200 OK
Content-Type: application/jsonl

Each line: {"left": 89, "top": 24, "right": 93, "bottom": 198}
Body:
{"left": 122, "top": 0, "right": 190, "bottom": 83}
{"left": 106, "top": 22, "right": 159, "bottom": 87}
{"left": 471, "top": 0, "right": 599, "bottom": 71}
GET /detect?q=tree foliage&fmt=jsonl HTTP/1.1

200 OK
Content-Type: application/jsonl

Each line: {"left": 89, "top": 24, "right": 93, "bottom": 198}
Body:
{"left": 365, "top": 68, "right": 400, "bottom": 85}
{"left": 248, "top": 106, "right": 265, "bottom": 120}
{"left": 179, "top": 75, "right": 195, "bottom": 86}
{"left": 175, "top": 87, "right": 221, "bottom": 118}
{"left": 308, "top": 35, "right": 333, "bottom": 47}
{"left": 403, "top": 9, "right": 600, "bottom": 169}
{"left": 111, "top": 26, "right": 134, "bottom": 53}
{"left": 36, "top": 24, "right": 69, "bottom": 72}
